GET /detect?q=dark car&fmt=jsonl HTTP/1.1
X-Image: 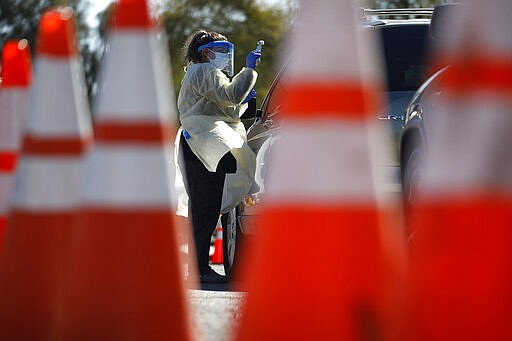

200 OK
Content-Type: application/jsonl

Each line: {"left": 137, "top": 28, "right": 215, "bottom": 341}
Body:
{"left": 399, "top": 4, "right": 459, "bottom": 239}
{"left": 399, "top": 67, "right": 446, "bottom": 235}
{"left": 222, "top": 8, "right": 436, "bottom": 276}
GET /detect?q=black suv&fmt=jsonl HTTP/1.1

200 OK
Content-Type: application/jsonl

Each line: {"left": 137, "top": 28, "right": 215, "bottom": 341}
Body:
{"left": 400, "top": 4, "right": 460, "bottom": 239}
{"left": 222, "top": 8, "right": 436, "bottom": 276}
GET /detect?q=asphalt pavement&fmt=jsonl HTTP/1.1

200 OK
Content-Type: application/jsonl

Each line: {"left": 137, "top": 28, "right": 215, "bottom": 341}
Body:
{"left": 188, "top": 265, "right": 245, "bottom": 341}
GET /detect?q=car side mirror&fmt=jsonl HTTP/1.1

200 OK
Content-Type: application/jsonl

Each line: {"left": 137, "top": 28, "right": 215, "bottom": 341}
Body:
{"left": 430, "top": 3, "right": 461, "bottom": 41}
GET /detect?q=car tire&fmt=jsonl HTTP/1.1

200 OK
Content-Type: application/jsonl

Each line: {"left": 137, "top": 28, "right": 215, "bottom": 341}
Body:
{"left": 401, "top": 145, "right": 422, "bottom": 242}
{"left": 221, "top": 207, "right": 243, "bottom": 278}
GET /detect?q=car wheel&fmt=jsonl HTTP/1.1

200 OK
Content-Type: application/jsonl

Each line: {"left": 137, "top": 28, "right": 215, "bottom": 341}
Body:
{"left": 221, "top": 207, "right": 242, "bottom": 278}
{"left": 402, "top": 146, "right": 422, "bottom": 242}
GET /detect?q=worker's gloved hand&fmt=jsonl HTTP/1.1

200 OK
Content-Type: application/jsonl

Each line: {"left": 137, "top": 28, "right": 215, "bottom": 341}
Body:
{"left": 246, "top": 50, "right": 262, "bottom": 69}
{"left": 242, "top": 88, "right": 256, "bottom": 104}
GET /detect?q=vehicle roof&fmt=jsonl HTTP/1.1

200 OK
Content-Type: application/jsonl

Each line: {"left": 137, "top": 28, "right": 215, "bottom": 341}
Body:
{"left": 362, "top": 8, "right": 432, "bottom": 28}
{"left": 366, "top": 19, "right": 430, "bottom": 26}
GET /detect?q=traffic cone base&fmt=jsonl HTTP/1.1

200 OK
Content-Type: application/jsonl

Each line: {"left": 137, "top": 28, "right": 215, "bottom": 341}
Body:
{"left": 63, "top": 210, "right": 191, "bottom": 340}
{"left": 0, "top": 216, "right": 73, "bottom": 338}
{"left": 409, "top": 196, "right": 512, "bottom": 340}
{"left": 236, "top": 205, "right": 382, "bottom": 340}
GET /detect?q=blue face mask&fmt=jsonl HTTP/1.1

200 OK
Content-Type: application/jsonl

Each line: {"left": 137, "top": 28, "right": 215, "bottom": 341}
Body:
{"left": 210, "top": 52, "right": 229, "bottom": 70}
{"left": 198, "top": 40, "right": 234, "bottom": 76}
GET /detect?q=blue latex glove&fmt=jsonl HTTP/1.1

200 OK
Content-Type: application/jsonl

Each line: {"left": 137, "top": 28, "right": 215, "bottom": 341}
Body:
{"left": 242, "top": 88, "right": 256, "bottom": 104}
{"left": 246, "top": 50, "right": 262, "bottom": 69}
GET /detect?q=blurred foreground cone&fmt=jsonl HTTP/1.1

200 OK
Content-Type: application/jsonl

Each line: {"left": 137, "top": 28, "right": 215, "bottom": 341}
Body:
{"left": 407, "top": 1, "right": 512, "bottom": 340}
{"left": 234, "top": 1, "right": 405, "bottom": 340}
{"left": 60, "top": 0, "right": 192, "bottom": 339}
{"left": 0, "top": 8, "right": 92, "bottom": 339}
{"left": 211, "top": 221, "right": 224, "bottom": 264}
{"left": 0, "top": 39, "right": 32, "bottom": 255}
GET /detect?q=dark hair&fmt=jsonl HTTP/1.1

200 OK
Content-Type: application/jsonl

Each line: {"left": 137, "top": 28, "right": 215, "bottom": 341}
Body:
{"left": 184, "top": 30, "right": 228, "bottom": 65}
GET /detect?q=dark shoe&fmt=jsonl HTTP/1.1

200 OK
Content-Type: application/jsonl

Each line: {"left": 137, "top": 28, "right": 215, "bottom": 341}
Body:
{"left": 200, "top": 269, "right": 228, "bottom": 284}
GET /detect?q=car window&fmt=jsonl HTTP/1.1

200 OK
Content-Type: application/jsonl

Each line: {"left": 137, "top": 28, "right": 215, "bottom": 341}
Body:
{"left": 259, "top": 23, "right": 433, "bottom": 119}
{"left": 260, "top": 76, "right": 286, "bottom": 121}
{"left": 377, "top": 24, "right": 432, "bottom": 91}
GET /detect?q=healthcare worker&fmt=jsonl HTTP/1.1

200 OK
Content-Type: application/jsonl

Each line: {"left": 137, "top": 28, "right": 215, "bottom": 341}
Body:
{"left": 177, "top": 30, "right": 260, "bottom": 284}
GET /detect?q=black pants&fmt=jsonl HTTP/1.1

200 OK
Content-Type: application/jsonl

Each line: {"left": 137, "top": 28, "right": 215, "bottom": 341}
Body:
{"left": 180, "top": 135, "right": 236, "bottom": 275}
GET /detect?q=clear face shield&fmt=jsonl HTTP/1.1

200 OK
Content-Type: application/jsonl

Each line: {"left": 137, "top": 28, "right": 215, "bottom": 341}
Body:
{"left": 198, "top": 41, "right": 234, "bottom": 77}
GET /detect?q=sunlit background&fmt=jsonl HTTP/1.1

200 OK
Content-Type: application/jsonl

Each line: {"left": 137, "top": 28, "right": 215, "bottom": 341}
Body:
{"left": 1, "top": 0, "right": 446, "bottom": 108}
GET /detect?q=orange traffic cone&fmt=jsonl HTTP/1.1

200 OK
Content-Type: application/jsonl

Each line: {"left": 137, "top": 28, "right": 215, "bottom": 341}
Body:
{"left": 234, "top": 1, "right": 404, "bottom": 340}
{"left": 0, "top": 39, "right": 32, "bottom": 255}
{"left": 211, "top": 221, "right": 224, "bottom": 264}
{"left": 0, "top": 8, "right": 92, "bottom": 339}
{"left": 59, "top": 0, "right": 193, "bottom": 339}
{"left": 407, "top": 1, "right": 512, "bottom": 340}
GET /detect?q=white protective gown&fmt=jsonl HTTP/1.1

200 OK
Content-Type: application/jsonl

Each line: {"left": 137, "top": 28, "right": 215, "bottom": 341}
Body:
{"left": 175, "top": 62, "right": 257, "bottom": 216}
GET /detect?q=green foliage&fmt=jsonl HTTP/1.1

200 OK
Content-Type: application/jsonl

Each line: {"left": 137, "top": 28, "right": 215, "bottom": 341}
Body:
{"left": 0, "top": 0, "right": 91, "bottom": 51}
{"left": 2, "top": 0, "right": 447, "bottom": 107}
{"left": 0, "top": 0, "right": 95, "bottom": 100}
{"left": 0, "top": 0, "right": 53, "bottom": 51}
{"left": 10, "top": 0, "right": 437, "bottom": 108}
{"left": 160, "top": 0, "right": 295, "bottom": 104}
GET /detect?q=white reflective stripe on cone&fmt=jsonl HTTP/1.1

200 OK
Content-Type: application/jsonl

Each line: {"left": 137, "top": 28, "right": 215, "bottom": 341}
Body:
{"left": 95, "top": 31, "right": 174, "bottom": 122}
{"left": 82, "top": 144, "right": 175, "bottom": 207}
{"left": 10, "top": 156, "right": 84, "bottom": 210}
{"left": 26, "top": 58, "right": 91, "bottom": 137}
{"left": 422, "top": 94, "right": 512, "bottom": 197}
{"left": 0, "top": 89, "right": 29, "bottom": 150}
{"left": 265, "top": 119, "right": 376, "bottom": 205}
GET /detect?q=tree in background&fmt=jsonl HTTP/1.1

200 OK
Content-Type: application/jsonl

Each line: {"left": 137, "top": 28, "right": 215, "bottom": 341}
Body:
{"left": 1, "top": 0, "right": 53, "bottom": 49}
{"left": 0, "top": 0, "right": 97, "bottom": 102}
{"left": 160, "top": 0, "right": 296, "bottom": 105}
{"left": 90, "top": 0, "right": 296, "bottom": 108}
{"left": 2, "top": 0, "right": 447, "bottom": 105}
